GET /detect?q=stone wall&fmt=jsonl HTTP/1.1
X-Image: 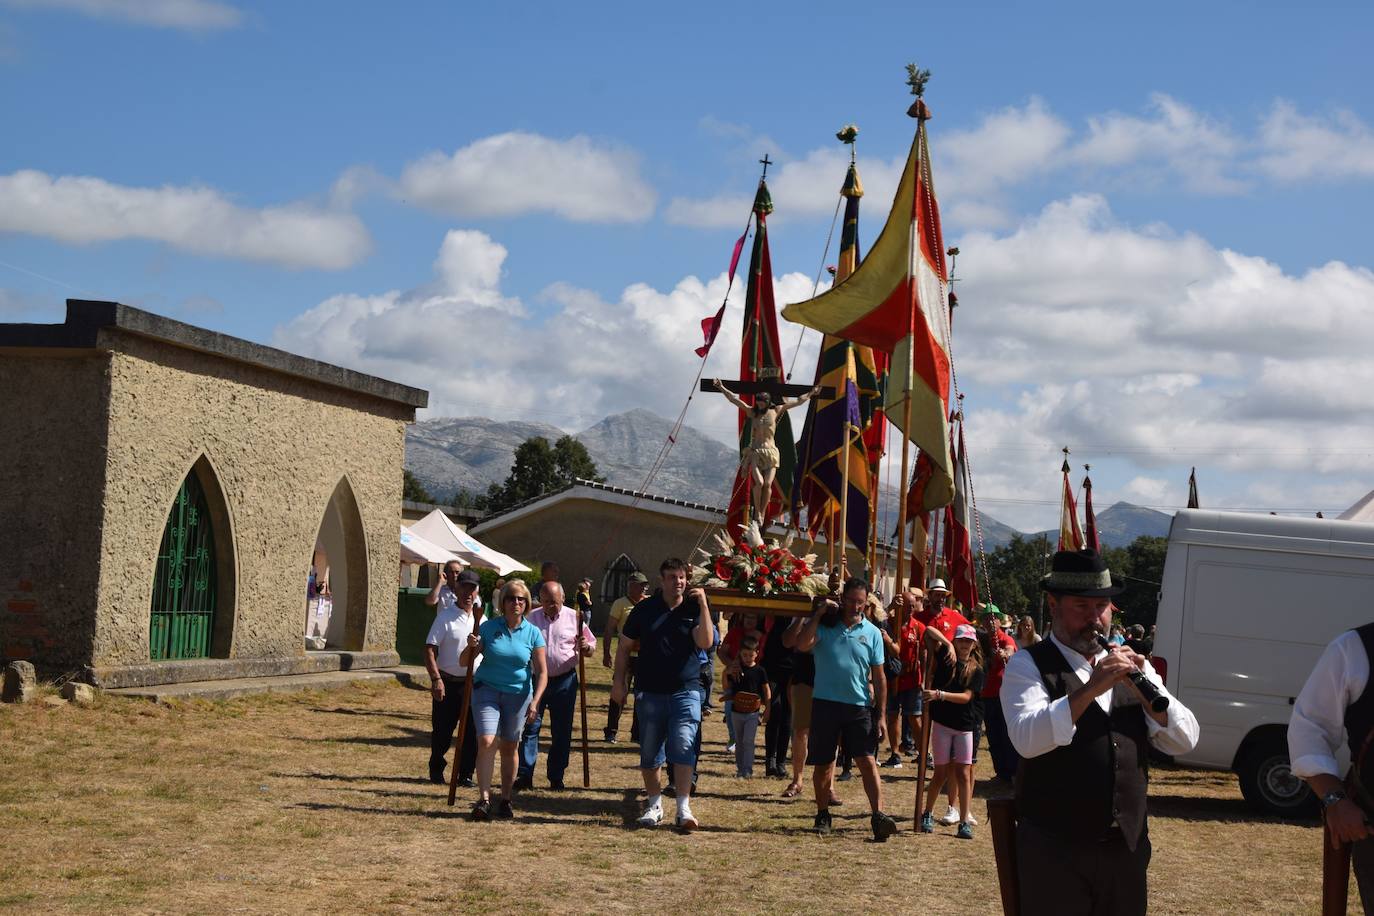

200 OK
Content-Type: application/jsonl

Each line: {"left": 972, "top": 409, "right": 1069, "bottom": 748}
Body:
{"left": 0, "top": 353, "right": 112, "bottom": 673}
{"left": 89, "top": 330, "right": 410, "bottom": 671}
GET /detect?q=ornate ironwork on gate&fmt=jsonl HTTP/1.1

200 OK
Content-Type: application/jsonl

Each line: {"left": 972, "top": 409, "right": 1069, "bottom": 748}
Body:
{"left": 149, "top": 472, "right": 217, "bottom": 660}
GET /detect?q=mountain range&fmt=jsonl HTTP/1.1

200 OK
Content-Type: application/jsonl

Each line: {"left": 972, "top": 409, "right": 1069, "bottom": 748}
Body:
{"left": 405, "top": 410, "right": 1173, "bottom": 547}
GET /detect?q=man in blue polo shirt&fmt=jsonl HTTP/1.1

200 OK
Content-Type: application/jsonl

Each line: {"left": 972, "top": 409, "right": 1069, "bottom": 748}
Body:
{"left": 791, "top": 577, "right": 897, "bottom": 841}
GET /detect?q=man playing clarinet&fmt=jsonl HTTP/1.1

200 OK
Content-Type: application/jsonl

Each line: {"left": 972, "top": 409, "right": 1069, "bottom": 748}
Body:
{"left": 1001, "top": 549, "right": 1198, "bottom": 915}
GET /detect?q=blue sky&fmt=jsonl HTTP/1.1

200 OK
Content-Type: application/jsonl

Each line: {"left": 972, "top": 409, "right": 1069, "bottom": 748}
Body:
{"left": 3, "top": 0, "right": 1373, "bottom": 530}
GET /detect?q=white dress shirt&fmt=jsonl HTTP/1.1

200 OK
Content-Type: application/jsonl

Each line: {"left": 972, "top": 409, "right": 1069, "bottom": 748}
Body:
{"left": 425, "top": 586, "right": 481, "bottom": 677}
{"left": 1001, "top": 631, "right": 1199, "bottom": 759}
{"left": 1289, "top": 629, "right": 1370, "bottom": 780}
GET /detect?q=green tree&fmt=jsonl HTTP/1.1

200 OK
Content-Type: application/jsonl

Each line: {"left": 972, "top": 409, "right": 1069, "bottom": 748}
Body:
{"left": 1115, "top": 535, "right": 1168, "bottom": 628}
{"left": 450, "top": 488, "right": 480, "bottom": 510}
{"left": 402, "top": 469, "right": 432, "bottom": 503}
{"left": 982, "top": 534, "right": 1054, "bottom": 623}
{"left": 553, "top": 435, "right": 604, "bottom": 485}
{"left": 484, "top": 435, "right": 606, "bottom": 514}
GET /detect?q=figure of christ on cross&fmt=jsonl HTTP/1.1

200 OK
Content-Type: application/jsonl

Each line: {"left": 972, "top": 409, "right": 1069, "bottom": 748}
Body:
{"left": 710, "top": 377, "right": 824, "bottom": 529}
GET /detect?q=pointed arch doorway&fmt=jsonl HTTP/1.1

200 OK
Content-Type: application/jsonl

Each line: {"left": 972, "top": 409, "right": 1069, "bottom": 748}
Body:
{"left": 149, "top": 456, "right": 235, "bottom": 660}
{"left": 600, "top": 553, "right": 640, "bottom": 605}
{"left": 305, "top": 478, "right": 369, "bottom": 651}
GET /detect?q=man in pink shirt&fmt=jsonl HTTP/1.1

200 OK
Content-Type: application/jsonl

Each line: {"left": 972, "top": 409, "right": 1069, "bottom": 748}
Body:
{"left": 517, "top": 581, "right": 596, "bottom": 790}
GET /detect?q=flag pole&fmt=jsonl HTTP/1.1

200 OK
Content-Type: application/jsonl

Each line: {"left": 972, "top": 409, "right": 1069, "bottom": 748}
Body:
{"left": 841, "top": 420, "right": 852, "bottom": 579}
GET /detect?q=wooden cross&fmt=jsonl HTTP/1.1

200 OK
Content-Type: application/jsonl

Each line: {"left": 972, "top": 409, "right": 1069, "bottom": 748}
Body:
{"left": 699, "top": 377, "right": 832, "bottom": 400}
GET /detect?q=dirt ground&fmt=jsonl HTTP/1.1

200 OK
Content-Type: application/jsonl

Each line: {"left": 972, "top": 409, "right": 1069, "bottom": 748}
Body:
{"left": 0, "top": 667, "right": 1354, "bottom": 915}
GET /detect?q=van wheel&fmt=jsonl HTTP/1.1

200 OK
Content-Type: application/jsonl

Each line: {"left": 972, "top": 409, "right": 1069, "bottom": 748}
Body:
{"left": 1236, "top": 737, "right": 1317, "bottom": 818}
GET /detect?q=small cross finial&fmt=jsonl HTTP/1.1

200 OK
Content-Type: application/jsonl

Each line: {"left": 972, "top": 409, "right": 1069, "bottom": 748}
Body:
{"left": 1084, "top": 463, "right": 1091, "bottom": 474}
{"left": 759, "top": 154, "right": 773, "bottom": 180}
{"left": 1062, "top": 446, "right": 1071, "bottom": 458}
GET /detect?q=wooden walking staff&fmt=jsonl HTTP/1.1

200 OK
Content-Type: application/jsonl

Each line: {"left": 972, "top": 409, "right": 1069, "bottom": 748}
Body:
{"left": 445, "top": 672, "right": 476, "bottom": 807}
{"left": 987, "top": 797, "right": 1022, "bottom": 915}
{"left": 576, "top": 626, "right": 591, "bottom": 788}
{"left": 913, "top": 641, "right": 935, "bottom": 831}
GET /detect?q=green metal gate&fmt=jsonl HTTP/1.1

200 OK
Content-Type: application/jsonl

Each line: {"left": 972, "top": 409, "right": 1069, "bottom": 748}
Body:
{"left": 149, "top": 472, "right": 217, "bottom": 660}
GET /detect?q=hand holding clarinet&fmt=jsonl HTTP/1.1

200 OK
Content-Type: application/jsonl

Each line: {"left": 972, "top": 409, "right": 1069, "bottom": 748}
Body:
{"left": 1093, "top": 629, "right": 1169, "bottom": 713}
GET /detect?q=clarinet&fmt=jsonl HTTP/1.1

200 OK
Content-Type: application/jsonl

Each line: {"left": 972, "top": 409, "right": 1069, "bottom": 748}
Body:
{"left": 1094, "top": 633, "right": 1169, "bottom": 713}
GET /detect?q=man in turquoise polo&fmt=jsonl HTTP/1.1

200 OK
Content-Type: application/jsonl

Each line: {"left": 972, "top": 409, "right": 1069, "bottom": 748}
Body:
{"left": 790, "top": 577, "right": 897, "bottom": 841}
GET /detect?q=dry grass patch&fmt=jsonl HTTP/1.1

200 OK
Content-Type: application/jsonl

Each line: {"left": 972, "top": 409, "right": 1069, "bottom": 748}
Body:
{"left": 0, "top": 669, "right": 1354, "bottom": 914}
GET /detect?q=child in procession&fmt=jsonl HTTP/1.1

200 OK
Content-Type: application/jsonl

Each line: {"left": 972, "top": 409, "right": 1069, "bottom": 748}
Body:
{"left": 723, "top": 634, "right": 771, "bottom": 778}
{"left": 919, "top": 623, "right": 985, "bottom": 839}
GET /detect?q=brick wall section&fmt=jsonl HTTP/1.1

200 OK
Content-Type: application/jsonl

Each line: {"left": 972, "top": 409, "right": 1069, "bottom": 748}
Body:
{"left": 0, "top": 354, "right": 110, "bottom": 673}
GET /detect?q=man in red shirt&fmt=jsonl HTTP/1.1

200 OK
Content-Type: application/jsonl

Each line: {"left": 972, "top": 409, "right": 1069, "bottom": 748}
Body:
{"left": 916, "top": 579, "right": 970, "bottom": 641}
{"left": 978, "top": 605, "right": 1019, "bottom": 781}
{"left": 881, "top": 589, "right": 955, "bottom": 768}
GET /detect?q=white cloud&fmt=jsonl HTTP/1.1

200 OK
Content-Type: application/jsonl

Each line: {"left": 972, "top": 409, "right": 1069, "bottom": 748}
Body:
{"left": 663, "top": 193, "right": 753, "bottom": 230}
{"left": 274, "top": 229, "right": 818, "bottom": 440}
{"left": 396, "top": 132, "right": 656, "bottom": 223}
{"left": 1072, "top": 93, "right": 1244, "bottom": 193}
{"left": 1256, "top": 101, "right": 1374, "bottom": 181}
{"left": 0, "top": 169, "right": 371, "bottom": 269}
{"left": 940, "top": 96, "right": 1072, "bottom": 196}
{"left": 671, "top": 93, "right": 1374, "bottom": 237}
{"left": 946, "top": 195, "right": 1374, "bottom": 527}
{"left": 0, "top": 0, "right": 243, "bottom": 31}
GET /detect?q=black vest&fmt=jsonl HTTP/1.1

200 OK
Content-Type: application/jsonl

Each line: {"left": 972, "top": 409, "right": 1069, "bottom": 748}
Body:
{"left": 1015, "top": 639, "right": 1151, "bottom": 850}
{"left": 1344, "top": 624, "right": 1374, "bottom": 777}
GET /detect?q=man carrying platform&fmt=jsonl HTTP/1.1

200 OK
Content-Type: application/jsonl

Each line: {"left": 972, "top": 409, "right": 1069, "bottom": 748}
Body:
{"left": 790, "top": 576, "right": 898, "bottom": 842}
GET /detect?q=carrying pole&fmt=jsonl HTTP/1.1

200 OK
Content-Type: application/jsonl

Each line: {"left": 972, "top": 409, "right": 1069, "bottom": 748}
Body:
{"left": 576, "top": 627, "right": 592, "bottom": 787}
{"left": 446, "top": 673, "right": 476, "bottom": 806}
{"left": 913, "top": 642, "right": 934, "bottom": 830}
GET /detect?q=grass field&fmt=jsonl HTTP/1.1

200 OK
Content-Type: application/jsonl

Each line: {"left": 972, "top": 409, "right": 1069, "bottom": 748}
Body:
{"left": 0, "top": 666, "right": 1354, "bottom": 914}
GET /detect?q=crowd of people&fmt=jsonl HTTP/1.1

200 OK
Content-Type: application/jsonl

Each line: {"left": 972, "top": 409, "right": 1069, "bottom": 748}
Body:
{"left": 422, "top": 547, "right": 1200, "bottom": 907}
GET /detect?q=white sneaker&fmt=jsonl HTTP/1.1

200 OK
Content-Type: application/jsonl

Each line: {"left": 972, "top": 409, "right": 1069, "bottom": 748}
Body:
{"left": 637, "top": 799, "right": 663, "bottom": 828}
{"left": 726, "top": 743, "right": 736, "bottom": 754}
{"left": 938, "top": 805, "right": 961, "bottom": 826}
{"left": 676, "top": 803, "right": 699, "bottom": 832}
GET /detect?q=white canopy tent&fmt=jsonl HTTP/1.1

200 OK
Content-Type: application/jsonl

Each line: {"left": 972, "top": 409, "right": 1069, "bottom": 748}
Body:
{"left": 399, "top": 525, "right": 462, "bottom": 566}
{"left": 409, "top": 509, "right": 531, "bottom": 576}
{"left": 1339, "top": 490, "right": 1374, "bottom": 522}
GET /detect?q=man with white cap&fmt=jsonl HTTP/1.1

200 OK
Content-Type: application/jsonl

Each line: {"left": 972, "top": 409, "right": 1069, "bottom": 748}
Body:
{"left": 423, "top": 562, "right": 483, "bottom": 786}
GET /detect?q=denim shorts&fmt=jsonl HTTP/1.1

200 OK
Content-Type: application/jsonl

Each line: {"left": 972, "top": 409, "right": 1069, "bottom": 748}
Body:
{"left": 472, "top": 683, "right": 532, "bottom": 743}
{"left": 886, "top": 685, "right": 922, "bottom": 718}
{"left": 636, "top": 688, "right": 703, "bottom": 769}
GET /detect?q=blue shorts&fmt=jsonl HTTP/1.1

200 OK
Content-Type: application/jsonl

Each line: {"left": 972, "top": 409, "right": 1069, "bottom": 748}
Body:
{"left": 472, "top": 683, "right": 532, "bottom": 743}
{"left": 886, "top": 686, "right": 922, "bottom": 718}
{"left": 636, "top": 688, "right": 703, "bottom": 770}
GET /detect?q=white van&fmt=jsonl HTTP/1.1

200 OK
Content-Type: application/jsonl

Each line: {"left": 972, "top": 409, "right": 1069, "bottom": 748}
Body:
{"left": 1152, "top": 509, "right": 1374, "bottom": 817}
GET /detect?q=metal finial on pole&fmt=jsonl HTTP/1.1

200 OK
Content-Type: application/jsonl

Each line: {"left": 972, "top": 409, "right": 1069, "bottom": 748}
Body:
{"left": 1062, "top": 446, "right": 1071, "bottom": 474}
{"left": 758, "top": 154, "right": 773, "bottom": 181}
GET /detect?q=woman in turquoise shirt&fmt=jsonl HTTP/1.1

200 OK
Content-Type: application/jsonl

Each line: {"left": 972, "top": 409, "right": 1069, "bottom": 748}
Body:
{"left": 462, "top": 579, "right": 548, "bottom": 821}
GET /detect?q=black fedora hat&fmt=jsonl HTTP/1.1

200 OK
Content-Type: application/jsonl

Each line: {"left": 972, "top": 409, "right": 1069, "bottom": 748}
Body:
{"left": 1039, "top": 549, "right": 1125, "bottom": 597}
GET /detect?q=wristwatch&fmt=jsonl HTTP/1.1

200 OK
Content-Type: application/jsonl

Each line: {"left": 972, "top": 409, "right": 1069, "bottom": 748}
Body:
{"left": 1322, "top": 789, "right": 1348, "bottom": 808}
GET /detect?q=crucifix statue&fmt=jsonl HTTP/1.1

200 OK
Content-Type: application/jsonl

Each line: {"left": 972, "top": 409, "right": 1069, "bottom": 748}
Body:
{"left": 704, "top": 374, "right": 831, "bottom": 529}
